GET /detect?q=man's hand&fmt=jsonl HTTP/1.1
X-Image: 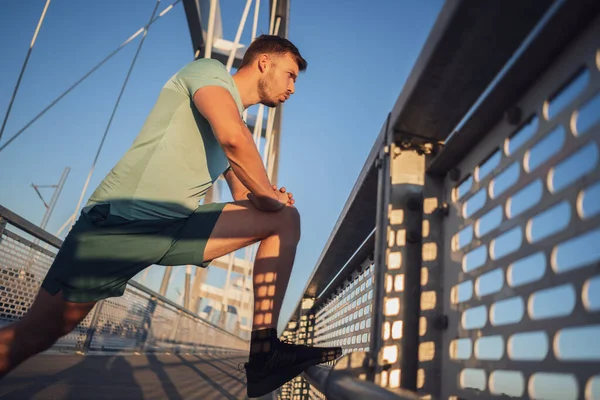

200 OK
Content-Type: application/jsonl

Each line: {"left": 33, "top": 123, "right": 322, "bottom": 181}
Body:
{"left": 272, "top": 185, "right": 294, "bottom": 206}
{"left": 247, "top": 188, "right": 290, "bottom": 211}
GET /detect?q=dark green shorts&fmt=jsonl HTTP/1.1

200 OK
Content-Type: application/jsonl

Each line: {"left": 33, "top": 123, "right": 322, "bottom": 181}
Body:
{"left": 41, "top": 202, "right": 227, "bottom": 303}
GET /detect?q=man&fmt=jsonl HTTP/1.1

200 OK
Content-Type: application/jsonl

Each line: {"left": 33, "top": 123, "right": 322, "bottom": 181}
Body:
{"left": 0, "top": 35, "right": 341, "bottom": 397}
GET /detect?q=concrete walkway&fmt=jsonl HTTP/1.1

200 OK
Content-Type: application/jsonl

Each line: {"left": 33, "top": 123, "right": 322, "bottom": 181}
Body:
{"left": 0, "top": 352, "right": 272, "bottom": 400}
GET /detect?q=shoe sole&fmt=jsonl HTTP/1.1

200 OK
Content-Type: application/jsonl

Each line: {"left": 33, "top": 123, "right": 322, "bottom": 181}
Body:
{"left": 246, "top": 357, "right": 326, "bottom": 398}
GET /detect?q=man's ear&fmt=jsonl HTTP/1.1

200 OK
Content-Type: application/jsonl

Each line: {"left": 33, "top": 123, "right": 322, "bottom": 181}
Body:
{"left": 258, "top": 54, "right": 270, "bottom": 73}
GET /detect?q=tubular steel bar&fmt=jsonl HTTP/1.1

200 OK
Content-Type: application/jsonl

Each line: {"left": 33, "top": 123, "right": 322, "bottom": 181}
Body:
{"left": 0, "top": 205, "right": 62, "bottom": 248}
{"left": 303, "top": 365, "right": 421, "bottom": 400}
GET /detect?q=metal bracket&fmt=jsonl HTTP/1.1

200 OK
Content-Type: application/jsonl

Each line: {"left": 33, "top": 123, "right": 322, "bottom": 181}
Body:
{"left": 433, "top": 202, "right": 450, "bottom": 217}
{"left": 393, "top": 131, "right": 444, "bottom": 157}
{"left": 434, "top": 314, "right": 449, "bottom": 331}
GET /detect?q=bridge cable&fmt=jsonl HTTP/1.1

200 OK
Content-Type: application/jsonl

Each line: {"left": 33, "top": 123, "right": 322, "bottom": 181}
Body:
{"left": 0, "top": 0, "right": 52, "bottom": 145}
{"left": 0, "top": 0, "right": 182, "bottom": 154}
{"left": 71, "top": 0, "right": 163, "bottom": 222}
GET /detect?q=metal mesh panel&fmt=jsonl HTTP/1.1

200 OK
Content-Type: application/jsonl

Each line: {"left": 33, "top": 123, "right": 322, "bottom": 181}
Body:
{"left": 442, "top": 19, "right": 600, "bottom": 400}
{"left": 174, "top": 313, "right": 196, "bottom": 352}
{"left": 89, "top": 285, "right": 152, "bottom": 351}
{"left": 313, "top": 262, "right": 374, "bottom": 355}
{"left": 0, "top": 231, "right": 56, "bottom": 324}
{"left": 0, "top": 228, "right": 96, "bottom": 349}
{"left": 193, "top": 318, "right": 211, "bottom": 349}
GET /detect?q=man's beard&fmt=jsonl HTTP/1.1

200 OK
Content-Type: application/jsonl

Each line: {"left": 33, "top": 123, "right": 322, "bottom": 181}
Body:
{"left": 258, "top": 76, "right": 278, "bottom": 108}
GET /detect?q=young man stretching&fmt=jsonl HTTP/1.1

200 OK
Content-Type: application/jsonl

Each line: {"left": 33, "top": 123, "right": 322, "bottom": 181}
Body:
{"left": 0, "top": 35, "right": 341, "bottom": 397}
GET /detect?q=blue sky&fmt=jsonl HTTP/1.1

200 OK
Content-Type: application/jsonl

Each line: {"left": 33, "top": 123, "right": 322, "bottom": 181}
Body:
{"left": 0, "top": 0, "right": 444, "bottom": 332}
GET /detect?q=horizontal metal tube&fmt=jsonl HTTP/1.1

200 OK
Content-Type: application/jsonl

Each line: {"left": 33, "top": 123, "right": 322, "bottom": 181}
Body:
{"left": 303, "top": 366, "right": 421, "bottom": 400}
{"left": 0, "top": 205, "right": 63, "bottom": 248}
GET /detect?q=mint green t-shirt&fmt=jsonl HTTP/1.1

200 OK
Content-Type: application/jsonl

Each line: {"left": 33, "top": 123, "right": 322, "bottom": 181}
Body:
{"left": 86, "top": 58, "right": 244, "bottom": 220}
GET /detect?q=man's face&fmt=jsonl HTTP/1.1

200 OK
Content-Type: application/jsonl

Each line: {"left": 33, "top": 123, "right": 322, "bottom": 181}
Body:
{"left": 258, "top": 53, "right": 299, "bottom": 107}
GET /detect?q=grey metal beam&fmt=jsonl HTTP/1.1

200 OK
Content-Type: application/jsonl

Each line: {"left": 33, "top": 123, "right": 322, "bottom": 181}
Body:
{"left": 270, "top": 0, "right": 290, "bottom": 187}
{"left": 428, "top": 0, "right": 600, "bottom": 174}
{"left": 182, "top": 0, "right": 243, "bottom": 68}
{"left": 182, "top": 0, "right": 205, "bottom": 58}
{"left": 389, "top": 0, "right": 554, "bottom": 146}
{"left": 270, "top": 0, "right": 290, "bottom": 38}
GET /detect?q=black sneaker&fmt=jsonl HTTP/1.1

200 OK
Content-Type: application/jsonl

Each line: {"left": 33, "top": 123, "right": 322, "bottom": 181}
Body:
{"left": 243, "top": 333, "right": 342, "bottom": 398}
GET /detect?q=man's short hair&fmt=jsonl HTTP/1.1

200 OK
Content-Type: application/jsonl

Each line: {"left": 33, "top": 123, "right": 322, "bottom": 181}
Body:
{"left": 239, "top": 35, "right": 307, "bottom": 71}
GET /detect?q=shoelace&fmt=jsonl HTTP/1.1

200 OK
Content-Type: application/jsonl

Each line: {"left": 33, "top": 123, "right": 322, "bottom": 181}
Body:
{"left": 263, "top": 347, "right": 297, "bottom": 370}
{"left": 238, "top": 339, "right": 300, "bottom": 373}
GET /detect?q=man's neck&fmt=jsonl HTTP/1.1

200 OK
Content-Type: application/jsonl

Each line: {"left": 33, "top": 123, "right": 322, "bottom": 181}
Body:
{"left": 232, "top": 70, "right": 261, "bottom": 109}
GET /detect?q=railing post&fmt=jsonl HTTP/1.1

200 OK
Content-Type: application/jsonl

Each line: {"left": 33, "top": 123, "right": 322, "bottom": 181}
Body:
{"left": 169, "top": 309, "right": 183, "bottom": 353}
{"left": 370, "top": 118, "right": 425, "bottom": 392}
{"left": 417, "top": 166, "right": 446, "bottom": 397}
{"left": 139, "top": 295, "right": 157, "bottom": 352}
{"left": 82, "top": 300, "right": 105, "bottom": 352}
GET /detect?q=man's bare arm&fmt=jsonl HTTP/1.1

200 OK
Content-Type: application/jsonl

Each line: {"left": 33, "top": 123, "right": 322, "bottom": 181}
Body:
{"left": 223, "top": 168, "right": 250, "bottom": 202}
{"left": 193, "top": 85, "right": 283, "bottom": 211}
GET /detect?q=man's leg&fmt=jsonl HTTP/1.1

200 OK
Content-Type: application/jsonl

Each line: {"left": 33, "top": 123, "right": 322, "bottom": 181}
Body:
{"left": 0, "top": 289, "right": 96, "bottom": 377}
{"left": 199, "top": 201, "right": 341, "bottom": 397}
{"left": 202, "top": 201, "right": 300, "bottom": 332}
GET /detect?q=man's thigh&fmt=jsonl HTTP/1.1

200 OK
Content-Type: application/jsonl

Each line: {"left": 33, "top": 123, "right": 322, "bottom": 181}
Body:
{"left": 160, "top": 201, "right": 294, "bottom": 267}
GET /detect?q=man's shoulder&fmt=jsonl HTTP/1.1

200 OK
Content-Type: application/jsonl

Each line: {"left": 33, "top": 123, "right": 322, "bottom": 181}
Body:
{"left": 177, "top": 58, "right": 229, "bottom": 78}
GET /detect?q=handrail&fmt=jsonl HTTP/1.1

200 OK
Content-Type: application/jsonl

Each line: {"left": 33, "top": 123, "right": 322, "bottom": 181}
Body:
{"left": 303, "top": 365, "right": 421, "bottom": 400}
{"left": 0, "top": 205, "right": 63, "bottom": 248}
{"left": 0, "top": 204, "right": 247, "bottom": 343}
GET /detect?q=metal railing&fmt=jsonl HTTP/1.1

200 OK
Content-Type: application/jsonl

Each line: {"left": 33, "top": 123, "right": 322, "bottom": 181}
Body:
{"left": 278, "top": 1, "right": 600, "bottom": 399}
{"left": 0, "top": 205, "right": 249, "bottom": 355}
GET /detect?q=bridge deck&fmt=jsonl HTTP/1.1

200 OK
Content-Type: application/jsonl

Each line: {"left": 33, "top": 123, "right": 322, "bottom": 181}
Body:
{"left": 0, "top": 352, "right": 259, "bottom": 400}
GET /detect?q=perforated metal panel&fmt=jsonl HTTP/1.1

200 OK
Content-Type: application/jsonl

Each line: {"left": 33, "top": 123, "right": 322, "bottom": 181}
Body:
{"left": 308, "top": 386, "right": 326, "bottom": 400}
{"left": 313, "top": 262, "right": 374, "bottom": 355}
{"left": 441, "top": 18, "right": 600, "bottom": 400}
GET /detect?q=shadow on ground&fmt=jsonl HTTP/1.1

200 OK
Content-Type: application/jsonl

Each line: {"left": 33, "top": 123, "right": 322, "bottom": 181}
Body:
{"left": 0, "top": 352, "right": 256, "bottom": 400}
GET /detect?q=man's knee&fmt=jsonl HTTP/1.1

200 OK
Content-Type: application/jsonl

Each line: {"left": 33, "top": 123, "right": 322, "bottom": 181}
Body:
{"left": 276, "top": 206, "right": 301, "bottom": 243}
